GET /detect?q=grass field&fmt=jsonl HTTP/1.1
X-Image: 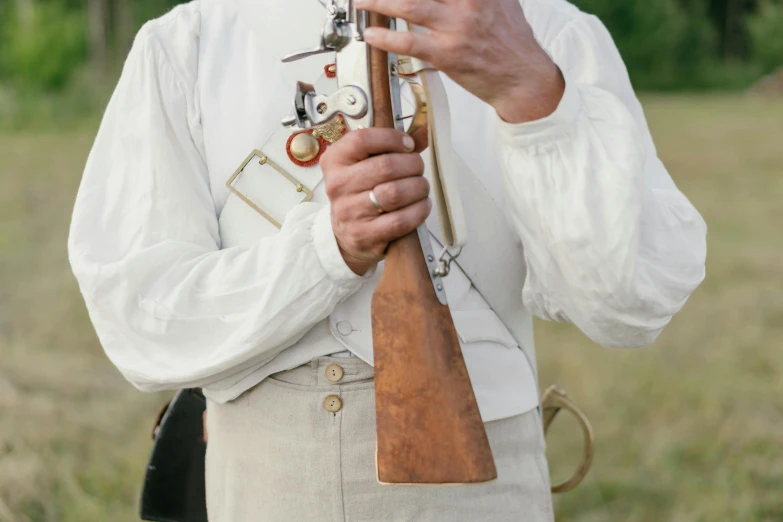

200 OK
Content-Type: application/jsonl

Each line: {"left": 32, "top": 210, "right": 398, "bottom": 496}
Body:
{"left": 0, "top": 95, "right": 781, "bottom": 522}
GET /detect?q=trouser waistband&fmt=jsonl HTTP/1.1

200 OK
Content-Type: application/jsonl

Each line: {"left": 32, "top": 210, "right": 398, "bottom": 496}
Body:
{"left": 269, "top": 356, "right": 374, "bottom": 387}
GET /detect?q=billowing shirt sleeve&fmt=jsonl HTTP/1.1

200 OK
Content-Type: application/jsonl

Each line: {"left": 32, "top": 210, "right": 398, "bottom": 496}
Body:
{"left": 68, "top": 29, "right": 365, "bottom": 391}
{"left": 496, "top": 15, "right": 707, "bottom": 348}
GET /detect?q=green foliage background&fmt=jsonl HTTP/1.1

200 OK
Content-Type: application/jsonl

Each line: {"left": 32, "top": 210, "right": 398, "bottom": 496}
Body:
{"left": 0, "top": 0, "right": 782, "bottom": 99}
{"left": 0, "top": 2, "right": 87, "bottom": 90}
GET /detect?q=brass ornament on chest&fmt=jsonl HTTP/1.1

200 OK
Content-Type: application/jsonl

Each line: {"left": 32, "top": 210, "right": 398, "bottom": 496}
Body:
{"left": 312, "top": 116, "right": 347, "bottom": 143}
{"left": 288, "top": 132, "right": 321, "bottom": 162}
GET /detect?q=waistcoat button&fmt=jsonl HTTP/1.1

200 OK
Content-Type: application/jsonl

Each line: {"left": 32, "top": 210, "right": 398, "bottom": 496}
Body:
{"left": 336, "top": 321, "right": 353, "bottom": 336}
{"left": 324, "top": 395, "right": 342, "bottom": 413}
{"left": 325, "top": 364, "right": 344, "bottom": 382}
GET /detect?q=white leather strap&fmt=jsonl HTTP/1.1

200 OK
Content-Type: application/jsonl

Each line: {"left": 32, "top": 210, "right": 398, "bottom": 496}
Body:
{"left": 420, "top": 70, "right": 468, "bottom": 248}
{"left": 405, "top": 24, "right": 467, "bottom": 248}
{"left": 424, "top": 141, "right": 537, "bottom": 371}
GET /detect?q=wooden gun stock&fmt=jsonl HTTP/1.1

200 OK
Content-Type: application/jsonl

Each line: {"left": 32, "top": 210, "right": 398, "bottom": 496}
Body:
{"left": 368, "top": 13, "right": 497, "bottom": 485}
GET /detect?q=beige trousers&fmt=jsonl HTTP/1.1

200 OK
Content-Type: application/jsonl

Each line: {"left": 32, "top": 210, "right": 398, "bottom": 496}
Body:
{"left": 206, "top": 356, "right": 555, "bottom": 522}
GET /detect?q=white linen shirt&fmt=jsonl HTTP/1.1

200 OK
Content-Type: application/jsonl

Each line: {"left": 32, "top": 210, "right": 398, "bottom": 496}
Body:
{"left": 68, "top": 0, "right": 707, "bottom": 403}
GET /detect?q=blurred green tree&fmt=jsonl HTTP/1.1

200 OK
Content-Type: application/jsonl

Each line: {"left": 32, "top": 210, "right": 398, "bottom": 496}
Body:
{"left": 571, "top": 0, "right": 689, "bottom": 88}
{"left": 0, "top": 0, "right": 782, "bottom": 95}
{"left": 0, "top": 1, "right": 87, "bottom": 90}
{"left": 747, "top": 0, "right": 783, "bottom": 75}
{"left": 569, "top": 0, "right": 764, "bottom": 90}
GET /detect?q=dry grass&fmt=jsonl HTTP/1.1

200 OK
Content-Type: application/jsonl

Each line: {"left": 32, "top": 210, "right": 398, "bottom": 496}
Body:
{"left": 0, "top": 95, "right": 781, "bottom": 521}
{"left": 0, "top": 134, "right": 167, "bottom": 522}
{"left": 541, "top": 95, "right": 783, "bottom": 522}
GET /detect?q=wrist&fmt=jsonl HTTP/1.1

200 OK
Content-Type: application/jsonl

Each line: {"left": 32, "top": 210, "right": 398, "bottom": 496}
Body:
{"left": 344, "top": 259, "right": 375, "bottom": 277}
{"left": 337, "top": 243, "right": 376, "bottom": 276}
{"left": 494, "top": 59, "right": 565, "bottom": 124}
{"left": 313, "top": 205, "right": 369, "bottom": 283}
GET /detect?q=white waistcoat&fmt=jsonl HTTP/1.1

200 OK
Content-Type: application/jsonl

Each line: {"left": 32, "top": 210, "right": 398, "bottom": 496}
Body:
{"left": 197, "top": 0, "right": 540, "bottom": 421}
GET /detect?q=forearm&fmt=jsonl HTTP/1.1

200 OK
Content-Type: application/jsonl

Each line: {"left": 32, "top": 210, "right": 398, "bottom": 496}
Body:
{"left": 493, "top": 50, "right": 566, "bottom": 124}
{"left": 70, "top": 204, "right": 365, "bottom": 390}
{"left": 516, "top": 183, "right": 706, "bottom": 348}
{"left": 498, "top": 82, "right": 706, "bottom": 347}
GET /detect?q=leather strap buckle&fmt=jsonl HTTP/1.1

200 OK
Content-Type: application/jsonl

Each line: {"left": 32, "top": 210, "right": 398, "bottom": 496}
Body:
{"left": 225, "top": 149, "right": 314, "bottom": 229}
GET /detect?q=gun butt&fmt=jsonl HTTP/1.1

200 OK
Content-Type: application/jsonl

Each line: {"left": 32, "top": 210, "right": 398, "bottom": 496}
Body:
{"left": 372, "top": 232, "right": 497, "bottom": 485}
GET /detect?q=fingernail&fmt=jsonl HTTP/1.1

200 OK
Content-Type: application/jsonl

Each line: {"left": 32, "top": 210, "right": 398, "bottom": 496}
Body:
{"left": 403, "top": 135, "right": 415, "bottom": 151}
{"left": 362, "top": 27, "right": 377, "bottom": 40}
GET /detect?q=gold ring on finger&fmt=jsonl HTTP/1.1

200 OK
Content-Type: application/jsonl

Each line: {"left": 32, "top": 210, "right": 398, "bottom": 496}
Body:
{"left": 369, "top": 189, "right": 385, "bottom": 214}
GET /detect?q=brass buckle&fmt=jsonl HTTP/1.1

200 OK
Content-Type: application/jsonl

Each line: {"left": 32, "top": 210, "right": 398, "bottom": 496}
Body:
{"left": 541, "top": 385, "right": 595, "bottom": 494}
{"left": 393, "top": 57, "right": 427, "bottom": 136}
{"left": 405, "top": 80, "right": 428, "bottom": 136}
{"left": 225, "top": 149, "right": 314, "bottom": 229}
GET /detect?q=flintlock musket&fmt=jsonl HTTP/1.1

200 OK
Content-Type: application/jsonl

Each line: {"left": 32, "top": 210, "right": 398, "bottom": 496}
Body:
{"left": 282, "top": 0, "right": 496, "bottom": 485}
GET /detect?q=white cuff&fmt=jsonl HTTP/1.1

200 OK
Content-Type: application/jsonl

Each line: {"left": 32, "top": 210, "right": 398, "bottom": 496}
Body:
{"left": 497, "top": 75, "right": 581, "bottom": 148}
{"left": 312, "top": 205, "right": 371, "bottom": 284}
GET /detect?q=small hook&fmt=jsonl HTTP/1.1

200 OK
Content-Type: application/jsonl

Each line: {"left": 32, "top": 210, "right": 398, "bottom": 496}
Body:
{"left": 433, "top": 245, "right": 463, "bottom": 278}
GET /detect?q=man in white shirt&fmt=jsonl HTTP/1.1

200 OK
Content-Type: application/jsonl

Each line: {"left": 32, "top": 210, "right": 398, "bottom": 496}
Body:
{"left": 68, "top": 0, "right": 707, "bottom": 520}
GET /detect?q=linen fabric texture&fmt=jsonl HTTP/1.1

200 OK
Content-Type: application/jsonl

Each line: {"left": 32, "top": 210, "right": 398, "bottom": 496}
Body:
{"left": 205, "top": 357, "right": 555, "bottom": 522}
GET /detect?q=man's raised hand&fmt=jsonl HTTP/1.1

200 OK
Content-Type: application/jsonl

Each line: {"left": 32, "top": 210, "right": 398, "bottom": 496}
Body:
{"left": 355, "top": 0, "right": 565, "bottom": 123}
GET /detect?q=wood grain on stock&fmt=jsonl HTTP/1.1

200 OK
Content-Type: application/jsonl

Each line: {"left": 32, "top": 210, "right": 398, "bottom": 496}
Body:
{"left": 367, "top": 12, "right": 497, "bottom": 485}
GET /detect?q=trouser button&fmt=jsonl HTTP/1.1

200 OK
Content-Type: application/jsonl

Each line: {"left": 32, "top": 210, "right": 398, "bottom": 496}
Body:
{"left": 325, "top": 364, "right": 344, "bottom": 382}
{"left": 324, "top": 395, "right": 342, "bottom": 413}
